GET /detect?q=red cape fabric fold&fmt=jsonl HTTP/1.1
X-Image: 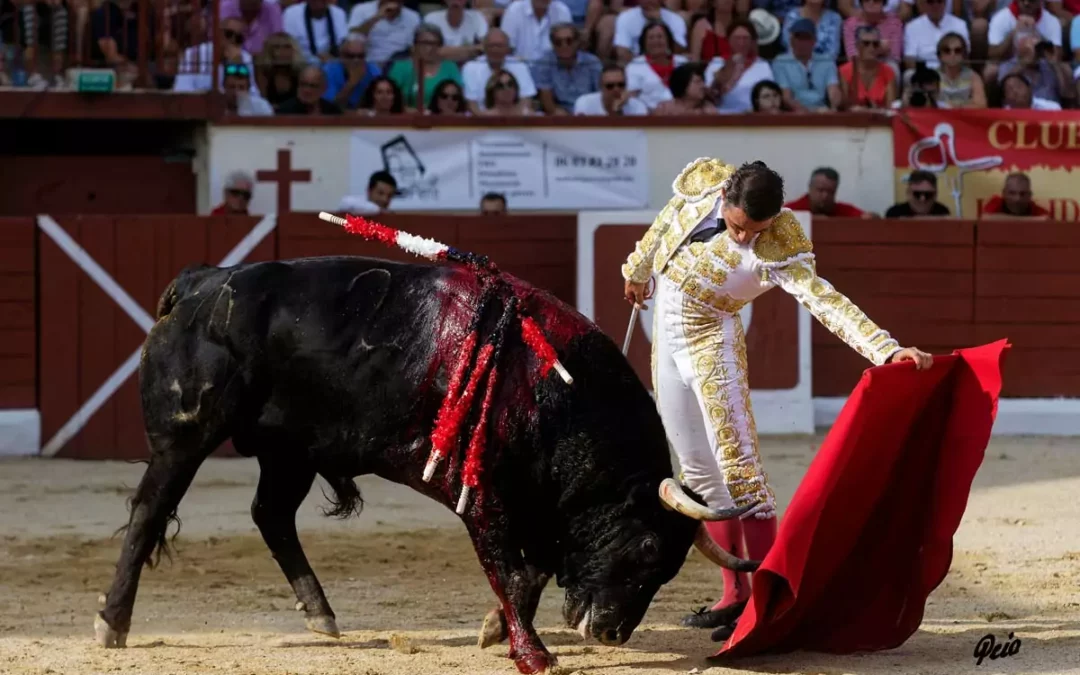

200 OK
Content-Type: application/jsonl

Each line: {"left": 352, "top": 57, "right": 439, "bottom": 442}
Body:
{"left": 713, "top": 340, "right": 1009, "bottom": 658}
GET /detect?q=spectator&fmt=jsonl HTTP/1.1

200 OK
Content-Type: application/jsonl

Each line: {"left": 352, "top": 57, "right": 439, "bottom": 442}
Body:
{"left": 841, "top": 0, "right": 903, "bottom": 65}
{"left": 885, "top": 170, "right": 951, "bottom": 218}
{"left": 276, "top": 65, "right": 344, "bottom": 114}
{"left": 388, "top": 24, "right": 464, "bottom": 108}
{"left": 532, "top": 23, "right": 603, "bottom": 114}
{"left": 988, "top": 0, "right": 1062, "bottom": 67}
{"left": 359, "top": 75, "right": 407, "bottom": 114}
{"left": 626, "top": 20, "right": 688, "bottom": 110}
{"left": 481, "top": 69, "right": 536, "bottom": 115}
{"left": 707, "top": 19, "right": 774, "bottom": 112}
{"left": 220, "top": 0, "right": 284, "bottom": 55}
{"left": 613, "top": 0, "right": 688, "bottom": 65}
{"left": 997, "top": 31, "right": 1068, "bottom": 107}
{"left": 835, "top": 0, "right": 904, "bottom": 15}
{"left": 689, "top": 0, "right": 742, "bottom": 62}
{"left": 1072, "top": 14, "right": 1080, "bottom": 66}
{"left": 1000, "top": 71, "right": 1062, "bottom": 108}
{"left": 751, "top": 79, "right": 789, "bottom": 112}
{"left": 902, "top": 0, "right": 969, "bottom": 70}
{"left": 772, "top": 17, "right": 841, "bottom": 111}
{"left": 282, "top": 0, "right": 348, "bottom": 64}
{"left": 463, "top": 28, "right": 538, "bottom": 112}
{"left": 428, "top": 79, "right": 469, "bottom": 113}
{"left": 573, "top": 63, "right": 650, "bottom": 114}
{"left": 339, "top": 170, "right": 398, "bottom": 213}
{"left": 896, "top": 65, "right": 948, "bottom": 107}
{"left": 323, "top": 33, "right": 381, "bottom": 111}
{"left": 480, "top": 192, "right": 508, "bottom": 214}
{"left": 981, "top": 173, "right": 1050, "bottom": 218}
{"left": 254, "top": 32, "right": 305, "bottom": 108}
{"left": 18, "top": 0, "right": 69, "bottom": 88}
{"left": 839, "top": 25, "right": 896, "bottom": 109}
{"left": 785, "top": 167, "right": 869, "bottom": 217}
{"left": 655, "top": 62, "right": 719, "bottom": 113}
{"left": 211, "top": 171, "right": 255, "bottom": 215}
{"left": 173, "top": 15, "right": 258, "bottom": 94}
{"left": 501, "top": 0, "right": 574, "bottom": 62}
{"left": 781, "top": 0, "right": 843, "bottom": 60}
{"left": 426, "top": 0, "right": 489, "bottom": 62}
{"left": 222, "top": 62, "right": 275, "bottom": 116}
{"left": 91, "top": 0, "right": 155, "bottom": 87}
{"left": 348, "top": 0, "right": 422, "bottom": 68}
{"left": 936, "top": 31, "right": 986, "bottom": 108}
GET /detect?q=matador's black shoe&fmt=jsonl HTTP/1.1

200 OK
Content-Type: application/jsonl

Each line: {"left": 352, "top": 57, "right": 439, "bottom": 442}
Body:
{"left": 680, "top": 601, "right": 747, "bottom": 629}
{"left": 711, "top": 620, "right": 738, "bottom": 642}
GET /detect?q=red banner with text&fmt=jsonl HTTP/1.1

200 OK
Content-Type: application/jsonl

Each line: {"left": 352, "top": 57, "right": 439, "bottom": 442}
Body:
{"left": 892, "top": 109, "right": 1080, "bottom": 221}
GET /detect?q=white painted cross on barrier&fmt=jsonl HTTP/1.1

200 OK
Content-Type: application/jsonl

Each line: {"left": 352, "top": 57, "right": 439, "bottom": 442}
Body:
{"left": 36, "top": 215, "right": 279, "bottom": 457}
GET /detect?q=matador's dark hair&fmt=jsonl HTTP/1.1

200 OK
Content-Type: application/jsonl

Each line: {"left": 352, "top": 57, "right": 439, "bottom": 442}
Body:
{"left": 725, "top": 161, "right": 785, "bottom": 222}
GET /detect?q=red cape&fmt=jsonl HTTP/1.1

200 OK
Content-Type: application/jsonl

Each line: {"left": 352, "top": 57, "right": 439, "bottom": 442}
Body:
{"left": 713, "top": 340, "right": 1009, "bottom": 658}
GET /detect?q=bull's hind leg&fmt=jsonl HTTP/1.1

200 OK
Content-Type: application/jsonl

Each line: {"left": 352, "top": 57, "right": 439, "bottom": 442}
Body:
{"left": 478, "top": 568, "right": 550, "bottom": 649}
{"left": 250, "top": 455, "right": 340, "bottom": 638}
{"left": 96, "top": 449, "right": 209, "bottom": 647}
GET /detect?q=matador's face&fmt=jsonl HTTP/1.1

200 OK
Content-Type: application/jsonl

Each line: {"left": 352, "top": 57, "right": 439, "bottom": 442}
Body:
{"left": 720, "top": 192, "right": 776, "bottom": 246}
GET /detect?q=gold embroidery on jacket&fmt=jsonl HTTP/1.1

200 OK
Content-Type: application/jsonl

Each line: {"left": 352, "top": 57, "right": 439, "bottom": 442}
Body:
{"left": 753, "top": 210, "right": 813, "bottom": 264}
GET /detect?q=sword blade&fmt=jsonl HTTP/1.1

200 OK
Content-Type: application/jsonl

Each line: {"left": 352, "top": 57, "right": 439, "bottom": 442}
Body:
{"left": 622, "top": 305, "right": 640, "bottom": 355}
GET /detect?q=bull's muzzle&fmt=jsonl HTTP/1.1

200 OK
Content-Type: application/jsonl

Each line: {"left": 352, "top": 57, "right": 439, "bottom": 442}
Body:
{"left": 658, "top": 478, "right": 762, "bottom": 572}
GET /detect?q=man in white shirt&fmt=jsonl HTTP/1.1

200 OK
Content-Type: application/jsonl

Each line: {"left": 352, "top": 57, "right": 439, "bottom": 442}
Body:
{"left": 499, "top": 0, "right": 574, "bottom": 63}
{"left": 987, "top": 0, "right": 1062, "bottom": 61}
{"left": 339, "top": 171, "right": 398, "bottom": 214}
{"left": 462, "top": 28, "right": 538, "bottom": 112}
{"left": 573, "top": 64, "right": 649, "bottom": 115}
{"left": 612, "top": 0, "right": 687, "bottom": 66}
{"left": 282, "top": 0, "right": 349, "bottom": 64}
{"left": 902, "top": 0, "right": 969, "bottom": 70}
{"left": 173, "top": 15, "right": 258, "bottom": 94}
{"left": 348, "top": 0, "right": 422, "bottom": 68}
{"left": 222, "top": 63, "right": 275, "bottom": 117}
{"left": 426, "top": 0, "right": 489, "bottom": 62}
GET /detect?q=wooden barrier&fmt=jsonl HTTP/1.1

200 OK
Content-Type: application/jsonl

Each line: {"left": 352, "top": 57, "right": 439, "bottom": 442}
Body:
{"left": 1, "top": 213, "right": 1073, "bottom": 458}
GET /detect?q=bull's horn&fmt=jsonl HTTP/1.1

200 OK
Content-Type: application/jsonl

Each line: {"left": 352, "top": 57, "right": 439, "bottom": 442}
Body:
{"left": 694, "top": 524, "right": 762, "bottom": 572}
{"left": 658, "top": 478, "right": 755, "bottom": 521}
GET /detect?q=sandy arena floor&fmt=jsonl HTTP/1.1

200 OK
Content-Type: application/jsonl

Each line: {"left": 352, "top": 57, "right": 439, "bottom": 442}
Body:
{"left": 1, "top": 436, "right": 1079, "bottom": 675}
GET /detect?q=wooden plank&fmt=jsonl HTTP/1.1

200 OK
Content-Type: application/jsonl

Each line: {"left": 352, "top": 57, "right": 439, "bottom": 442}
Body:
{"left": 812, "top": 321, "right": 974, "bottom": 347}
{"left": 978, "top": 221, "right": 1080, "bottom": 247}
{"left": 814, "top": 219, "right": 974, "bottom": 246}
{"left": 821, "top": 270, "right": 973, "bottom": 297}
{"left": 0, "top": 242, "right": 34, "bottom": 272}
{"left": 814, "top": 245, "right": 972, "bottom": 272}
{"left": 77, "top": 217, "right": 119, "bottom": 459}
{"left": 812, "top": 343, "right": 963, "bottom": 397}
{"left": 456, "top": 240, "right": 575, "bottom": 267}
{"left": 977, "top": 246, "right": 1080, "bottom": 273}
{"left": 38, "top": 218, "right": 81, "bottom": 453}
{"left": 976, "top": 272, "right": 1080, "bottom": 298}
{"left": 0, "top": 301, "right": 34, "bottom": 329}
{"left": 0, "top": 329, "right": 35, "bottom": 356}
{"left": 0, "top": 356, "right": 34, "bottom": 384}
{"left": 0, "top": 218, "right": 35, "bottom": 246}
{"left": 171, "top": 216, "right": 211, "bottom": 277}
{"left": 975, "top": 297, "right": 1080, "bottom": 324}
{"left": 113, "top": 219, "right": 158, "bottom": 459}
{"left": 975, "top": 324, "right": 1080, "bottom": 350}
{"left": 0, "top": 385, "right": 35, "bottom": 408}
{"left": 457, "top": 218, "right": 577, "bottom": 241}
{"left": 0, "top": 274, "right": 33, "bottom": 301}
{"left": 997, "top": 349, "right": 1080, "bottom": 397}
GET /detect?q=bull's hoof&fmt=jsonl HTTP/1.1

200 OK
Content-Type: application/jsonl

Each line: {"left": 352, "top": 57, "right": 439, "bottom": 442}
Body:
{"left": 513, "top": 650, "right": 556, "bottom": 674}
{"left": 94, "top": 612, "right": 128, "bottom": 649}
{"left": 304, "top": 614, "right": 341, "bottom": 638}
{"left": 478, "top": 608, "right": 508, "bottom": 649}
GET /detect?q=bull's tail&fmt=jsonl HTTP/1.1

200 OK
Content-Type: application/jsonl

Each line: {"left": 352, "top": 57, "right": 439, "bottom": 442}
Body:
{"left": 317, "top": 473, "right": 364, "bottom": 520}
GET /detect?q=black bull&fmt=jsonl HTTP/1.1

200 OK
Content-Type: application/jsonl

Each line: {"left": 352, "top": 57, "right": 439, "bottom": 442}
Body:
{"left": 94, "top": 256, "right": 759, "bottom": 674}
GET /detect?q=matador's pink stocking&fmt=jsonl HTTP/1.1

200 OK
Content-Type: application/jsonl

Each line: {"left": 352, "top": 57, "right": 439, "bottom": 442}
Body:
{"left": 742, "top": 515, "right": 778, "bottom": 565}
{"left": 705, "top": 520, "right": 750, "bottom": 610}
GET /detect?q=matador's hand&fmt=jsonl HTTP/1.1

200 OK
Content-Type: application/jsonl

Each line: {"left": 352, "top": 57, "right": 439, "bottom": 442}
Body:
{"left": 624, "top": 279, "right": 653, "bottom": 308}
{"left": 889, "top": 347, "right": 933, "bottom": 370}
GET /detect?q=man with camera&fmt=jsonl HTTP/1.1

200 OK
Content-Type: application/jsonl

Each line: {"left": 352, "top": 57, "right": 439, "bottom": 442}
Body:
{"left": 894, "top": 66, "right": 949, "bottom": 108}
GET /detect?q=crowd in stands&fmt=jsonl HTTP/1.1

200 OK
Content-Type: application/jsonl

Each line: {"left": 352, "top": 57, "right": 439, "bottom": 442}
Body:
{"left": 1, "top": 0, "right": 1076, "bottom": 112}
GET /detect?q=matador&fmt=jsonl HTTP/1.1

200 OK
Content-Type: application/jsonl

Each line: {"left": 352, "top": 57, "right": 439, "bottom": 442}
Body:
{"left": 622, "top": 159, "right": 932, "bottom": 640}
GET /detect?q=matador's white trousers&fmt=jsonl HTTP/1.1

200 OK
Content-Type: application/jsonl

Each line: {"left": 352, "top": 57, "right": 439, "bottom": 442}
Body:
{"left": 652, "top": 275, "right": 776, "bottom": 519}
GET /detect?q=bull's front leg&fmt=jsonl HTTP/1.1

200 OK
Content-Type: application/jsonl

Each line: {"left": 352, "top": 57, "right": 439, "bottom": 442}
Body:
{"left": 478, "top": 566, "right": 550, "bottom": 649}
{"left": 466, "top": 523, "right": 555, "bottom": 674}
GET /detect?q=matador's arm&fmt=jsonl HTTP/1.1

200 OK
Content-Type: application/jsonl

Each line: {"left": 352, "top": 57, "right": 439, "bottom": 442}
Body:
{"left": 757, "top": 212, "right": 902, "bottom": 367}
{"left": 621, "top": 197, "right": 680, "bottom": 284}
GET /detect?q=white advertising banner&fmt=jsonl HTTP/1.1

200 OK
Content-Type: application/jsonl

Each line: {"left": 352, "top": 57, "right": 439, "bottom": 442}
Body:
{"left": 346, "top": 129, "right": 649, "bottom": 211}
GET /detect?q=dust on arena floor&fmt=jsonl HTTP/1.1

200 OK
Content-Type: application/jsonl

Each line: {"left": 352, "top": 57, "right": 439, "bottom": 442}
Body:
{"left": 1, "top": 435, "right": 1079, "bottom": 675}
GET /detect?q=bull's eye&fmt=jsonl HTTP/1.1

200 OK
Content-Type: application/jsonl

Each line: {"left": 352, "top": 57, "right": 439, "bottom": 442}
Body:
{"left": 640, "top": 536, "right": 660, "bottom": 561}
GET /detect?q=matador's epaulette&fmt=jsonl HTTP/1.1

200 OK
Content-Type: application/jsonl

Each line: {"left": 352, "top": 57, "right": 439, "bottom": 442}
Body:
{"left": 671, "top": 157, "right": 736, "bottom": 203}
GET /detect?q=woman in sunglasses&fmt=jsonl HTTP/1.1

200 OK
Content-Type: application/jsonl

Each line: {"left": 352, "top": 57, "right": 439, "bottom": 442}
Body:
{"left": 935, "top": 32, "right": 985, "bottom": 108}
{"left": 481, "top": 70, "right": 534, "bottom": 116}
{"left": 838, "top": 25, "right": 895, "bottom": 109}
{"left": 840, "top": 0, "right": 901, "bottom": 66}
{"left": 427, "top": 78, "right": 469, "bottom": 114}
